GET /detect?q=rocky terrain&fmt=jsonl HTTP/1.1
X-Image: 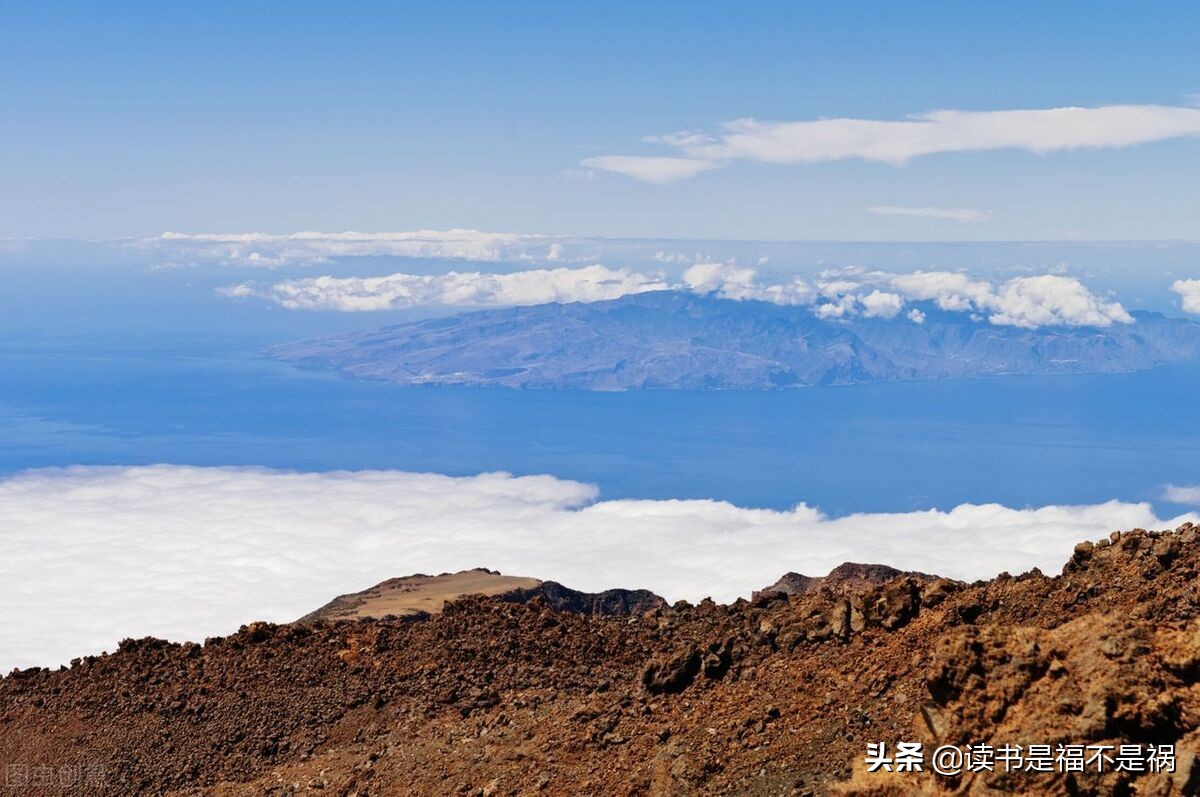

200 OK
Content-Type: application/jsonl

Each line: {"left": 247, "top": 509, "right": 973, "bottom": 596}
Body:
{"left": 302, "top": 569, "right": 666, "bottom": 623}
{"left": 753, "top": 563, "right": 939, "bottom": 601}
{"left": 3, "top": 525, "right": 1200, "bottom": 795}
{"left": 269, "top": 291, "right": 1200, "bottom": 390}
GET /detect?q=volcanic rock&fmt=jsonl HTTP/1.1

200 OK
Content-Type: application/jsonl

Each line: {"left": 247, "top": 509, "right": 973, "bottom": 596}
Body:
{"left": 5, "top": 526, "right": 1200, "bottom": 795}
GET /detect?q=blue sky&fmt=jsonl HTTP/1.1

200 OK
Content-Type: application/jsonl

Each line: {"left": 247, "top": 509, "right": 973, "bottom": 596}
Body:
{"left": 6, "top": 3, "right": 1200, "bottom": 669}
{"left": 2, "top": 1, "right": 1198, "bottom": 240}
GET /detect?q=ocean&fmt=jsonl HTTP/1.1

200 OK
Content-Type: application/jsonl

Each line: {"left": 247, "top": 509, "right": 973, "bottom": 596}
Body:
{"left": 3, "top": 332, "right": 1199, "bottom": 516}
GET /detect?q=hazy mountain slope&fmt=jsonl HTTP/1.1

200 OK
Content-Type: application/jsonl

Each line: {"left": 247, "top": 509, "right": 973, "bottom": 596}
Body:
{"left": 270, "top": 291, "right": 1200, "bottom": 390}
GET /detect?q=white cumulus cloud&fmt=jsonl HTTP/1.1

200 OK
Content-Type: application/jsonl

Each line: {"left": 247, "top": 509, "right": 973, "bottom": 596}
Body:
{"left": 888, "top": 271, "right": 995, "bottom": 312}
{"left": 682, "top": 266, "right": 1133, "bottom": 328}
{"left": 681, "top": 262, "right": 815, "bottom": 305}
{"left": 1, "top": 464, "right": 1193, "bottom": 672}
{"left": 216, "top": 253, "right": 1133, "bottom": 330}
{"left": 814, "top": 295, "right": 858, "bottom": 319}
{"left": 985, "top": 274, "right": 1134, "bottom": 328}
{"left": 1171, "top": 279, "right": 1200, "bottom": 314}
{"left": 858, "top": 290, "right": 905, "bottom": 319}
{"left": 867, "top": 205, "right": 991, "bottom": 223}
{"left": 885, "top": 271, "right": 1133, "bottom": 328}
{"left": 220, "top": 265, "right": 670, "bottom": 312}
{"left": 589, "top": 104, "right": 1200, "bottom": 181}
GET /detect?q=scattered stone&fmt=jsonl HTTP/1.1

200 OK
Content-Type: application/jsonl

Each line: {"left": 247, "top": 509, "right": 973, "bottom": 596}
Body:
{"left": 642, "top": 648, "right": 701, "bottom": 694}
{"left": 4, "top": 527, "right": 1200, "bottom": 795}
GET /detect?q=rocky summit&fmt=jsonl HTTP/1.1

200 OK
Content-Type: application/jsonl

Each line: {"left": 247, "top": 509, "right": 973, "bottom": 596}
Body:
{"left": 301, "top": 568, "right": 667, "bottom": 623}
{"left": 3, "top": 525, "right": 1200, "bottom": 795}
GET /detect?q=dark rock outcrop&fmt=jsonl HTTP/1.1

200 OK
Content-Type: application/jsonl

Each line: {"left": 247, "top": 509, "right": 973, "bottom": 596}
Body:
{"left": 501, "top": 581, "right": 667, "bottom": 616}
{"left": 754, "top": 561, "right": 940, "bottom": 601}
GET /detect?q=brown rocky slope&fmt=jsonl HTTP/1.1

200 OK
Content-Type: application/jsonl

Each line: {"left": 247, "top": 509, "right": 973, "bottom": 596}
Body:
{"left": 2, "top": 524, "right": 1200, "bottom": 795}
{"left": 299, "top": 569, "right": 666, "bottom": 623}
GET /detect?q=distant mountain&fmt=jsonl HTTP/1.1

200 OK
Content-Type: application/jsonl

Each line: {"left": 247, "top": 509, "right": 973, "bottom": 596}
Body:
{"left": 269, "top": 290, "right": 1200, "bottom": 390}
{"left": 299, "top": 568, "right": 665, "bottom": 623}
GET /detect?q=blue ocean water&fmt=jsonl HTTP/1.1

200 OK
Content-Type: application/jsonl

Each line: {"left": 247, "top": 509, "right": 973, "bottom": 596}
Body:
{"left": 3, "top": 333, "right": 1199, "bottom": 516}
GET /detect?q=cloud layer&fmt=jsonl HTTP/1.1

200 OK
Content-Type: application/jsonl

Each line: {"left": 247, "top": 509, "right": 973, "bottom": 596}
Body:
{"left": 683, "top": 264, "right": 1132, "bottom": 328}
{"left": 147, "top": 229, "right": 552, "bottom": 267}
{"left": 1, "top": 465, "right": 1193, "bottom": 671}
{"left": 220, "top": 265, "right": 669, "bottom": 311}
{"left": 587, "top": 104, "right": 1200, "bottom": 182}
{"left": 888, "top": 271, "right": 1134, "bottom": 328}
{"left": 680, "top": 262, "right": 816, "bottom": 306}
{"left": 222, "top": 258, "right": 1133, "bottom": 330}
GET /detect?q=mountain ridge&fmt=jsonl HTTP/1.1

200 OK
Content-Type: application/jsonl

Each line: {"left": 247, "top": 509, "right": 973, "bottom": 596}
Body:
{"left": 4, "top": 524, "right": 1200, "bottom": 794}
{"left": 270, "top": 290, "right": 1200, "bottom": 390}
{"left": 299, "top": 568, "right": 667, "bottom": 622}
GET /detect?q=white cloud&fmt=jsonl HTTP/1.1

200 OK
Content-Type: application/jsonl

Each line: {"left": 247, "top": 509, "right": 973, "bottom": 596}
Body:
{"left": 590, "top": 104, "right": 1200, "bottom": 181}
{"left": 858, "top": 290, "right": 904, "bottom": 319}
{"left": 888, "top": 271, "right": 994, "bottom": 312}
{"left": 867, "top": 205, "right": 992, "bottom": 223}
{"left": 984, "top": 274, "right": 1134, "bottom": 328}
{"left": 148, "top": 229, "right": 550, "bottom": 267}
{"left": 817, "top": 278, "right": 866, "bottom": 297}
{"left": 907, "top": 308, "right": 927, "bottom": 324}
{"left": 1163, "top": 484, "right": 1200, "bottom": 505}
{"left": 1171, "top": 279, "right": 1200, "bottom": 314}
{"left": 1, "top": 464, "right": 1192, "bottom": 671}
{"left": 214, "top": 283, "right": 255, "bottom": 299}
{"left": 578, "top": 155, "right": 722, "bottom": 184}
{"left": 681, "top": 262, "right": 815, "bottom": 305}
{"left": 814, "top": 295, "right": 858, "bottom": 319}
{"left": 678, "top": 266, "right": 1132, "bottom": 328}
{"left": 215, "top": 249, "right": 1132, "bottom": 329}
{"left": 220, "top": 265, "right": 670, "bottom": 311}
{"left": 886, "top": 271, "right": 1133, "bottom": 328}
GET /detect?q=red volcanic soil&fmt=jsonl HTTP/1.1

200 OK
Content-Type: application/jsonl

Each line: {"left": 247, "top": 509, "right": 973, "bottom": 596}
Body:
{"left": 3, "top": 526, "right": 1200, "bottom": 795}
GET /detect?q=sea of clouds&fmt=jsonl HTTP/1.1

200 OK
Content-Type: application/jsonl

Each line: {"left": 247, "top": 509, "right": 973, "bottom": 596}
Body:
{"left": 2, "top": 464, "right": 1196, "bottom": 672}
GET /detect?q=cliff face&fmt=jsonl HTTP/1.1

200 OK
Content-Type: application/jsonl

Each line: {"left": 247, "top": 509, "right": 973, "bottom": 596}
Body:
{"left": 3, "top": 525, "right": 1200, "bottom": 796}
{"left": 269, "top": 291, "right": 1200, "bottom": 390}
